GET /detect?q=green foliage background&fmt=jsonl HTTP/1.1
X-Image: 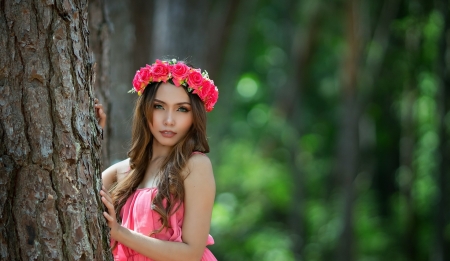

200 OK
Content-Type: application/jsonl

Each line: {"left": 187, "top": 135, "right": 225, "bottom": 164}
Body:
{"left": 104, "top": 0, "right": 449, "bottom": 260}
{"left": 200, "top": 0, "right": 450, "bottom": 260}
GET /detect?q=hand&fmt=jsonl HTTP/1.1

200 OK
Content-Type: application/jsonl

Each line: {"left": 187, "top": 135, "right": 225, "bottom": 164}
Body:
{"left": 94, "top": 98, "right": 107, "bottom": 129}
{"left": 100, "top": 186, "right": 121, "bottom": 239}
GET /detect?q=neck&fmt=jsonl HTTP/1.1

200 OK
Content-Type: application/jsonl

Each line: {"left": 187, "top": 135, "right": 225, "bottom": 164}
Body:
{"left": 151, "top": 140, "right": 172, "bottom": 160}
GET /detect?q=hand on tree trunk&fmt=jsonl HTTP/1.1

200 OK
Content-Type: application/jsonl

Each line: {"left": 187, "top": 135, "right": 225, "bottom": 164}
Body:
{"left": 100, "top": 186, "right": 121, "bottom": 238}
{"left": 95, "top": 98, "right": 107, "bottom": 129}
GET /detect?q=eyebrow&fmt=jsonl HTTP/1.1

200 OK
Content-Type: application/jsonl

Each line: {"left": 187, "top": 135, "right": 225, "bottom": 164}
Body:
{"left": 154, "top": 99, "right": 191, "bottom": 105}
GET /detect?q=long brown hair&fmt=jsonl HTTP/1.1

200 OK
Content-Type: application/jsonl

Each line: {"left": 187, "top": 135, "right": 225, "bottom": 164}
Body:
{"left": 111, "top": 80, "right": 209, "bottom": 233}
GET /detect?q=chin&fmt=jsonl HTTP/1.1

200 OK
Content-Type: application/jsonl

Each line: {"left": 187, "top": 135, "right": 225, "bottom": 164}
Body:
{"left": 158, "top": 139, "right": 179, "bottom": 147}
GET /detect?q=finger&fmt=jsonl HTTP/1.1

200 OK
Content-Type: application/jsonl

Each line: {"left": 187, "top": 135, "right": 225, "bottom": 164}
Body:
{"left": 101, "top": 187, "right": 112, "bottom": 198}
{"left": 102, "top": 199, "right": 116, "bottom": 219}
{"left": 101, "top": 192, "right": 112, "bottom": 203}
{"left": 95, "top": 107, "right": 101, "bottom": 118}
{"left": 101, "top": 186, "right": 111, "bottom": 196}
{"left": 103, "top": 211, "right": 115, "bottom": 222}
{"left": 101, "top": 190, "right": 113, "bottom": 203}
{"left": 101, "top": 196, "right": 115, "bottom": 213}
{"left": 99, "top": 109, "right": 106, "bottom": 117}
{"left": 101, "top": 196, "right": 114, "bottom": 211}
{"left": 99, "top": 117, "right": 106, "bottom": 128}
{"left": 95, "top": 106, "right": 103, "bottom": 115}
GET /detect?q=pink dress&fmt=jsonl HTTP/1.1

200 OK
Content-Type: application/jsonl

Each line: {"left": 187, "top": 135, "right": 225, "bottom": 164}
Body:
{"left": 112, "top": 187, "right": 217, "bottom": 261}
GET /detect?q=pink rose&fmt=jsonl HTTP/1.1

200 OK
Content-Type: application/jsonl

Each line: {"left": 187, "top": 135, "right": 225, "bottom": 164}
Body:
{"left": 139, "top": 65, "right": 152, "bottom": 83}
{"left": 170, "top": 62, "right": 190, "bottom": 87}
{"left": 187, "top": 69, "right": 204, "bottom": 89}
{"left": 132, "top": 71, "right": 142, "bottom": 92}
{"left": 151, "top": 60, "right": 170, "bottom": 82}
{"left": 132, "top": 71, "right": 147, "bottom": 93}
{"left": 196, "top": 79, "right": 213, "bottom": 100}
{"left": 204, "top": 85, "right": 218, "bottom": 112}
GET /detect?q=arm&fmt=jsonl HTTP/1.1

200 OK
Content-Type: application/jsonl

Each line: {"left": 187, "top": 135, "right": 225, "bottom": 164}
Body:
{"left": 101, "top": 154, "right": 216, "bottom": 261}
{"left": 102, "top": 158, "right": 131, "bottom": 191}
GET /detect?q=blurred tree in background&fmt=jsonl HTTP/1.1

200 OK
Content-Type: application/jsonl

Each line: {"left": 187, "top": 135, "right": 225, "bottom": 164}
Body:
{"left": 102, "top": 0, "right": 449, "bottom": 260}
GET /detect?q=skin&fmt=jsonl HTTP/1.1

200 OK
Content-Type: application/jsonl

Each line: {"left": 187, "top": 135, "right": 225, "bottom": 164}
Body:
{"left": 100, "top": 83, "right": 216, "bottom": 261}
{"left": 148, "top": 83, "right": 194, "bottom": 151}
{"left": 94, "top": 98, "right": 107, "bottom": 129}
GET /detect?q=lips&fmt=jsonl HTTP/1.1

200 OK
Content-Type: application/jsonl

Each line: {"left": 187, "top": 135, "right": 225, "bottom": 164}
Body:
{"left": 160, "top": 130, "right": 176, "bottom": 138}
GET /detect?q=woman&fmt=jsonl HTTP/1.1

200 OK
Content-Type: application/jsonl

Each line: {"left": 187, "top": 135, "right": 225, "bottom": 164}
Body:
{"left": 98, "top": 59, "right": 218, "bottom": 261}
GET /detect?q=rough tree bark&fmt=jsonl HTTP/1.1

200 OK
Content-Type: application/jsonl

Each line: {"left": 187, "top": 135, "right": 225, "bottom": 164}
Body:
{"left": 0, "top": 1, "right": 112, "bottom": 260}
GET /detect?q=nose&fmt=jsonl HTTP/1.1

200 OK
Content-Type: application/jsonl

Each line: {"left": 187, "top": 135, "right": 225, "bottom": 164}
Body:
{"left": 163, "top": 111, "right": 175, "bottom": 126}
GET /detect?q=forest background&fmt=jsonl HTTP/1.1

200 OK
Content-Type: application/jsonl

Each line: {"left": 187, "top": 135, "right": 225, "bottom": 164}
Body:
{"left": 104, "top": 0, "right": 450, "bottom": 260}
{"left": 1, "top": 0, "right": 449, "bottom": 260}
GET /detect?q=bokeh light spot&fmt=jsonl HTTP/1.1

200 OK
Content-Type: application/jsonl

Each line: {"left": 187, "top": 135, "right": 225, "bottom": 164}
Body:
{"left": 237, "top": 76, "right": 258, "bottom": 98}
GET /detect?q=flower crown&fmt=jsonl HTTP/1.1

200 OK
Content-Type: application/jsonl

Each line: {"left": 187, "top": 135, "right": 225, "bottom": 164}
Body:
{"left": 129, "top": 59, "right": 219, "bottom": 112}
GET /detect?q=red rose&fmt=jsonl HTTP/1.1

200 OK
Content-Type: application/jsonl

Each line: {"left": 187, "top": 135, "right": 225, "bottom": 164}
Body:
{"left": 140, "top": 65, "right": 152, "bottom": 83}
{"left": 132, "top": 65, "right": 153, "bottom": 94}
{"left": 196, "top": 78, "right": 213, "bottom": 100}
{"left": 151, "top": 60, "right": 170, "bottom": 82}
{"left": 187, "top": 69, "right": 204, "bottom": 89}
{"left": 170, "top": 62, "right": 190, "bottom": 87}
{"left": 132, "top": 70, "right": 142, "bottom": 92}
{"left": 204, "top": 85, "right": 218, "bottom": 112}
{"left": 130, "top": 59, "right": 219, "bottom": 111}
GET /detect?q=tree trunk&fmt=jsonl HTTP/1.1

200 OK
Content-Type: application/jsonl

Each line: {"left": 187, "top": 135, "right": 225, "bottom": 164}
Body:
{"left": 104, "top": 0, "right": 135, "bottom": 163}
{"left": 0, "top": 1, "right": 112, "bottom": 260}
{"left": 399, "top": 86, "right": 417, "bottom": 261}
{"left": 336, "top": 0, "right": 361, "bottom": 260}
{"left": 274, "top": 1, "right": 323, "bottom": 259}
{"left": 151, "top": 0, "right": 210, "bottom": 66}
{"left": 204, "top": 0, "right": 241, "bottom": 79}
{"left": 434, "top": 0, "right": 450, "bottom": 259}
{"left": 209, "top": 0, "right": 258, "bottom": 141}
{"left": 89, "top": 0, "right": 112, "bottom": 168}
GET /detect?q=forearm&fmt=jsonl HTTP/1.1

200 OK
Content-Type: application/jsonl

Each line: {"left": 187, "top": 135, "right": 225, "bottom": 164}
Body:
{"left": 113, "top": 225, "right": 203, "bottom": 261}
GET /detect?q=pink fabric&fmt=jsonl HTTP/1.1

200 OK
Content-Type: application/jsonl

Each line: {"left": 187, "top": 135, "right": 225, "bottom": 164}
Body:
{"left": 112, "top": 187, "right": 216, "bottom": 261}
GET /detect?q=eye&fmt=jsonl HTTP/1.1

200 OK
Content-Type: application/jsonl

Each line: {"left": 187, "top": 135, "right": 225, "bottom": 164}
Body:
{"left": 178, "top": 106, "right": 190, "bottom": 112}
{"left": 154, "top": 104, "right": 164, "bottom": 110}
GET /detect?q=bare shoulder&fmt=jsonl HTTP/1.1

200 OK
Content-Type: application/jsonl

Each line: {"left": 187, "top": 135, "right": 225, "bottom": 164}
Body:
{"left": 114, "top": 158, "right": 131, "bottom": 172}
{"left": 186, "top": 153, "right": 213, "bottom": 174}
{"left": 183, "top": 153, "right": 215, "bottom": 188}
{"left": 114, "top": 158, "right": 131, "bottom": 183}
{"left": 104, "top": 158, "right": 130, "bottom": 174}
{"left": 188, "top": 153, "right": 211, "bottom": 167}
{"left": 102, "top": 158, "right": 131, "bottom": 190}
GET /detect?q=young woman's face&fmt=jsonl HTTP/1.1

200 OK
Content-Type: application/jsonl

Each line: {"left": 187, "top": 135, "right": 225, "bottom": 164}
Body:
{"left": 149, "top": 82, "right": 194, "bottom": 148}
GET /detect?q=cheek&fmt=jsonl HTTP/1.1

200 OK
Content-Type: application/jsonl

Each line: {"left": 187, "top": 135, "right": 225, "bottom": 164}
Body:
{"left": 149, "top": 112, "right": 160, "bottom": 126}
{"left": 182, "top": 116, "right": 193, "bottom": 131}
{"left": 147, "top": 117, "right": 157, "bottom": 132}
